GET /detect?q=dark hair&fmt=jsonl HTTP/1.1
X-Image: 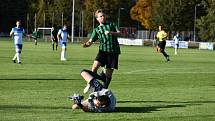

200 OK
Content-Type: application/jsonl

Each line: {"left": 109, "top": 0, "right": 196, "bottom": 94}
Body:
{"left": 63, "top": 22, "right": 68, "bottom": 26}
{"left": 16, "top": 20, "right": 21, "bottom": 23}
{"left": 97, "top": 95, "right": 110, "bottom": 107}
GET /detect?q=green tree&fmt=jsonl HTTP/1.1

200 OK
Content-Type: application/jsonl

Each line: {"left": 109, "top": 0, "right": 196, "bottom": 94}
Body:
{"left": 84, "top": 0, "right": 119, "bottom": 33}
{"left": 27, "top": 0, "right": 68, "bottom": 27}
{"left": 26, "top": 0, "right": 86, "bottom": 36}
{"left": 84, "top": 0, "right": 136, "bottom": 33}
{"left": 150, "top": 0, "right": 204, "bottom": 32}
{"left": 152, "top": 0, "right": 192, "bottom": 31}
{"left": 196, "top": 0, "right": 215, "bottom": 42}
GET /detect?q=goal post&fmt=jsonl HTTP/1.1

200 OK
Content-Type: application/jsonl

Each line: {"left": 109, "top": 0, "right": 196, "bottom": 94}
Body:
{"left": 37, "top": 27, "right": 52, "bottom": 30}
{"left": 37, "top": 27, "right": 53, "bottom": 42}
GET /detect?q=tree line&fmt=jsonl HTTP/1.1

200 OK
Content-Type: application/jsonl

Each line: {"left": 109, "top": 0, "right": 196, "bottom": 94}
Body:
{"left": 131, "top": 0, "right": 215, "bottom": 41}
{"left": 0, "top": 0, "right": 214, "bottom": 41}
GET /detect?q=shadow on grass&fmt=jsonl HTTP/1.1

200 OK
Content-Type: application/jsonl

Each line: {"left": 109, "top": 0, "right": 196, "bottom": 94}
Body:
{"left": 0, "top": 78, "right": 79, "bottom": 81}
{"left": 117, "top": 100, "right": 215, "bottom": 104}
{"left": 115, "top": 104, "right": 185, "bottom": 113}
{"left": 0, "top": 105, "right": 70, "bottom": 110}
{"left": 0, "top": 104, "right": 184, "bottom": 113}
{"left": 1, "top": 100, "right": 214, "bottom": 113}
{"left": 115, "top": 100, "right": 215, "bottom": 113}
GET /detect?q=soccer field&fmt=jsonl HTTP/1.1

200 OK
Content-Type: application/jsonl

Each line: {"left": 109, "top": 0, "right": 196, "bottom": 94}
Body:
{"left": 0, "top": 39, "right": 215, "bottom": 121}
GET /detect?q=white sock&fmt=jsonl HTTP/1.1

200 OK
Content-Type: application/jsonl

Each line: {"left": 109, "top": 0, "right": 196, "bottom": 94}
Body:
{"left": 64, "top": 51, "right": 66, "bottom": 59}
{"left": 17, "top": 53, "right": 21, "bottom": 62}
{"left": 61, "top": 51, "right": 64, "bottom": 59}
{"left": 175, "top": 48, "right": 177, "bottom": 55}
{"left": 13, "top": 53, "right": 17, "bottom": 60}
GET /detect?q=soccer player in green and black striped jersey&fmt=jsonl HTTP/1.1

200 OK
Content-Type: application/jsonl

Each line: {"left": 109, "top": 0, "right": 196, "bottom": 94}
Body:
{"left": 83, "top": 9, "right": 121, "bottom": 89}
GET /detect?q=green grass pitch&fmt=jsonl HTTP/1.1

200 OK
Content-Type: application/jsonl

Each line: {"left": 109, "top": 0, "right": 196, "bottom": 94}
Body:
{"left": 0, "top": 38, "right": 215, "bottom": 121}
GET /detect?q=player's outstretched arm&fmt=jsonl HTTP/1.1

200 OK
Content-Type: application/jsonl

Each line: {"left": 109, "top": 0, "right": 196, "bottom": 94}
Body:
{"left": 10, "top": 31, "right": 14, "bottom": 37}
{"left": 67, "top": 34, "right": 71, "bottom": 41}
{"left": 57, "top": 33, "right": 61, "bottom": 43}
{"left": 72, "top": 102, "right": 90, "bottom": 112}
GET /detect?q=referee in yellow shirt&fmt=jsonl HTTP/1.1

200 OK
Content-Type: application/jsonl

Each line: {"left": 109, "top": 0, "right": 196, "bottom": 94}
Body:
{"left": 156, "top": 25, "right": 170, "bottom": 62}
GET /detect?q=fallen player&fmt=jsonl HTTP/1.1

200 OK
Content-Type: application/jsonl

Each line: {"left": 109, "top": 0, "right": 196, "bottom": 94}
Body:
{"left": 68, "top": 69, "right": 116, "bottom": 112}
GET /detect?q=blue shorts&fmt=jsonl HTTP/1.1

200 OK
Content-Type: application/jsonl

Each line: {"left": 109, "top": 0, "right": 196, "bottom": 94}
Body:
{"left": 15, "top": 44, "right": 23, "bottom": 50}
{"left": 60, "top": 42, "right": 67, "bottom": 48}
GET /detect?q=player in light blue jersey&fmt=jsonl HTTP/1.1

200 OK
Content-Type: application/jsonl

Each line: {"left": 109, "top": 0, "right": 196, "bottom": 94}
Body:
{"left": 57, "top": 23, "right": 69, "bottom": 61}
{"left": 173, "top": 32, "right": 182, "bottom": 55}
{"left": 68, "top": 69, "right": 116, "bottom": 112}
{"left": 10, "top": 20, "right": 25, "bottom": 64}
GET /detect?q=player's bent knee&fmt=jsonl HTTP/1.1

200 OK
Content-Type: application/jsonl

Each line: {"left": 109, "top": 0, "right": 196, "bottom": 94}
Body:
{"left": 80, "top": 69, "right": 88, "bottom": 74}
{"left": 80, "top": 69, "right": 91, "bottom": 76}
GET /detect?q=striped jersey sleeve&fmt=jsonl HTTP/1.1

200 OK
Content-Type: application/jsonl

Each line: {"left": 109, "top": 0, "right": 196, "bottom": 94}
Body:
{"left": 90, "top": 22, "right": 120, "bottom": 53}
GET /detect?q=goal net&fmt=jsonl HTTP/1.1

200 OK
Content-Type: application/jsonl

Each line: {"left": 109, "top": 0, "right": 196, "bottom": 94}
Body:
{"left": 37, "top": 27, "right": 53, "bottom": 42}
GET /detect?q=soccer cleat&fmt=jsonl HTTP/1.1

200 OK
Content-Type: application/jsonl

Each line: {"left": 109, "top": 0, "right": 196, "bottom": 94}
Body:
{"left": 13, "top": 60, "right": 16, "bottom": 63}
{"left": 83, "top": 83, "right": 94, "bottom": 94}
{"left": 18, "top": 62, "right": 22, "bottom": 64}
{"left": 61, "top": 58, "right": 67, "bottom": 61}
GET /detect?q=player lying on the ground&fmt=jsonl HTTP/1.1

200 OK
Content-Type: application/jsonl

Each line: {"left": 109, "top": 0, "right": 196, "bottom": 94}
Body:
{"left": 68, "top": 69, "right": 116, "bottom": 112}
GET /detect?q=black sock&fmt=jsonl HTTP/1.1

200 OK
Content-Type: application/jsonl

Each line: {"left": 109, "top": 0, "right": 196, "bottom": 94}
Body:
{"left": 104, "top": 77, "right": 112, "bottom": 89}
{"left": 161, "top": 50, "right": 168, "bottom": 58}
{"left": 81, "top": 69, "right": 103, "bottom": 81}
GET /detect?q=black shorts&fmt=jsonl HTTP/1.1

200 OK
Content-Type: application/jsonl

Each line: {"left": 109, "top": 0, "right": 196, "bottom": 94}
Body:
{"left": 95, "top": 51, "right": 119, "bottom": 69}
{"left": 81, "top": 69, "right": 104, "bottom": 81}
{"left": 176, "top": 44, "right": 179, "bottom": 48}
{"left": 33, "top": 37, "right": 37, "bottom": 40}
{"left": 90, "top": 78, "right": 103, "bottom": 92}
{"left": 158, "top": 40, "right": 166, "bottom": 50}
{"left": 52, "top": 37, "right": 58, "bottom": 43}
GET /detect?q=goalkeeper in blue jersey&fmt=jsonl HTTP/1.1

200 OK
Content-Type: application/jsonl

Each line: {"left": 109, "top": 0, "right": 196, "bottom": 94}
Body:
{"left": 68, "top": 69, "right": 116, "bottom": 112}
